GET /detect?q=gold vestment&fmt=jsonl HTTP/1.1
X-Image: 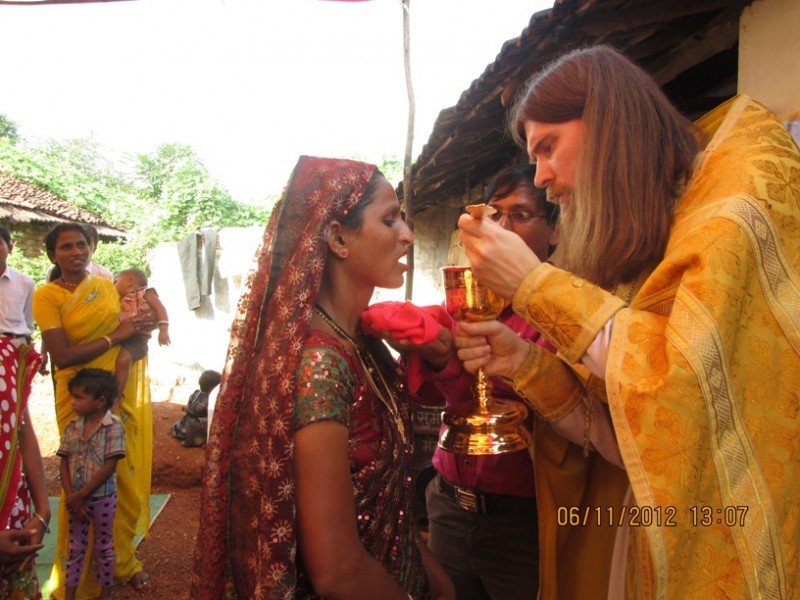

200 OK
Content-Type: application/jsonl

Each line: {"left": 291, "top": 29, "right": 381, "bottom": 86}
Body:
{"left": 511, "top": 96, "right": 800, "bottom": 599}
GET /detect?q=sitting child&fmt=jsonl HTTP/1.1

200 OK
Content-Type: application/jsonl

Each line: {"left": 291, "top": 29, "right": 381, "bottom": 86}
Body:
{"left": 113, "top": 268, "right": 171, "bottom": 408}
{"left": 171, "top": 370, "right": 221, "bottom": 447}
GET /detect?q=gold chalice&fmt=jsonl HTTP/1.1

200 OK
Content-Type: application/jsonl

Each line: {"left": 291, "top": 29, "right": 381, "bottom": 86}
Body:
{"left": 439, "top": 266, "right": 530, "bottom": 455}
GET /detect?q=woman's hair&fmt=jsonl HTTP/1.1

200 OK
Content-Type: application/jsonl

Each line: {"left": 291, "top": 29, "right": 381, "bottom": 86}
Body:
{"left": 68, "top": 368, "right": 118, "bottom": 410}
{"left": 83, "top": 223, "right": 100, "bottom": 249}
{"left": 509, "top": 45, "right": 700, "bottom": 288}
{"left": 45, "top": 223, "right": 91, "bottom": 255}
{"left": 339, "top": 169, "right": 385, "bottom": 230}
{"left": 484, "top": 163, "right": 559, "bottom": 226}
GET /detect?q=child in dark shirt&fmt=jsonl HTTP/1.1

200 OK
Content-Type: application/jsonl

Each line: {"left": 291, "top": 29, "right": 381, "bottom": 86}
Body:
{"left": 171, "top": 370, "right": 221, "bottom": 447}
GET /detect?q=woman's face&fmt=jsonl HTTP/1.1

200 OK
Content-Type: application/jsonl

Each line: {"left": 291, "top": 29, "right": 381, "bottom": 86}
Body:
{"left": 340, "top": 178, "right": 414, "bottom": 290}
{"left": 49, "top": 229, "right": 91, "bottom": 275}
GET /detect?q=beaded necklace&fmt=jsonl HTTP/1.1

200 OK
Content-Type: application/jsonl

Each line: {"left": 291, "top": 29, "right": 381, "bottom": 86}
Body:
{"left": 58, "top": 277, "right": 82, "bottom": 290}
{"left": 313, "top": 305, "right": 408, "bottom": 445}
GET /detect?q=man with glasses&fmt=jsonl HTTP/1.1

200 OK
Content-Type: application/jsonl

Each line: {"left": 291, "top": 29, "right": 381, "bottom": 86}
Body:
{"left": 413, "top": 165, "right": 561, "bottom": 599}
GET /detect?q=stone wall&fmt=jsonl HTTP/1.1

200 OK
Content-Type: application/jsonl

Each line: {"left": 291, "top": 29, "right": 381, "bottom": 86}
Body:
{"left": 406, "top": 180, "right": 486, "bottom": 306}
{"left": 0, "top": 221, "right": 49, "bottom": 258}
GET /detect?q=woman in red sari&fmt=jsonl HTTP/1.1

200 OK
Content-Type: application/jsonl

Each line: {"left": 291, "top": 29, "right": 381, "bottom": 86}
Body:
{"left": 0, "top": 337, "right": 49, "bottom": 599}
{"left": 191, "top": 156, "right": 453, "bottom": 599}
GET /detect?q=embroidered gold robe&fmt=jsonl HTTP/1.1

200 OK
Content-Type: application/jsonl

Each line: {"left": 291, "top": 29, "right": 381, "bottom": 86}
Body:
{"left": 511, "top": 96, "right": 800, "bottom": 599}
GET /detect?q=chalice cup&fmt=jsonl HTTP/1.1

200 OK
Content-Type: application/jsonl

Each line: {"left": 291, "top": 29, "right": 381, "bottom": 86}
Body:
{"left": 439, "top": 266, "right": 530, "bottom": 455}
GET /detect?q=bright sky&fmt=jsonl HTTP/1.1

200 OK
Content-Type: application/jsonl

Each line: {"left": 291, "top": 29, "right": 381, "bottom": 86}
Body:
{"left": 0, "top": 0, "right": 551, "bottom": 200}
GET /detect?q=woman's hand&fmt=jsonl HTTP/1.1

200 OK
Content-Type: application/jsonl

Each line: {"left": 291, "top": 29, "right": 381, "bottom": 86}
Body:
{"left": 0, "top": 530, "right": 43, "bottom": 569}
{"left": 37, "top": 350, "right": 50, "bottom": 375}
{"left": 378, "top": 324, "right": 454, "bottom": 371}
{"left": 112, "top": 319, "right": 142, "bottom": 342}
{"left": 130, "top": 311, "right": 157, "bottom": 334}
{"left": 22, "top": 517, "right": 46, "bottom": 546}
{"left": 458, "top": 214, "right": 541, "bottom": 298}
{"left": 454, "top": 320, "right": 532, "bottom": 378}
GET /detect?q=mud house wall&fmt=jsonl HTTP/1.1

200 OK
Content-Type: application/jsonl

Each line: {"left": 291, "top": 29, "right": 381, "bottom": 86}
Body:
{"left": 739, "top": 0, "right": 800, "bottom": 118}
{"left": 407, "top": 203, "right": 463, "bottom": 306}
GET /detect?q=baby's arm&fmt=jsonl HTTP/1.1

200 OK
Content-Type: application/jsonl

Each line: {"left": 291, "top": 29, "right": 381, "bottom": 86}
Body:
{"left": 144, "top": 288, "right": 171, "bottom": 346}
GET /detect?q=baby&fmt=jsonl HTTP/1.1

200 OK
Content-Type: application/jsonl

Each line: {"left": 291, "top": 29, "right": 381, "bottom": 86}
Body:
{"left": 113, "top": 268, "right": 170, "bottom": 408}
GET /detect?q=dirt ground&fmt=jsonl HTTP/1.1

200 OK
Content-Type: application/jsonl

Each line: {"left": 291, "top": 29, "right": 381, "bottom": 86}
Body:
{"left": 28, "top": 375, "right": 205, "bottom": 600}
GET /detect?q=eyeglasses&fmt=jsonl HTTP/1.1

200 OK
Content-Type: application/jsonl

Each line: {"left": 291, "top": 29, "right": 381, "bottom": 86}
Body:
{"left": 488, "top": 210, "right": 550, "bottom": 225}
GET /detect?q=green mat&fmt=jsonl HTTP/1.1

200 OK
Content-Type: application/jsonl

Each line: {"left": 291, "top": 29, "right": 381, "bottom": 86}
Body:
{"left": 35, "top": 494, "right": 171, "bottom": 591}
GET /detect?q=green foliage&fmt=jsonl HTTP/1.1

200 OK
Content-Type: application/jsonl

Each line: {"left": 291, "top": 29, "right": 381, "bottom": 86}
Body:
{"left": 0, "top": 114, "right": 18, "bottom": 143}
{"left": 91, "top": 239, "right": 146, "bottom": 276}
{"left": 27, "top": 138, "right": 135, "bottom": 220}
{"left": 0, "top": 131, "right": 273, "bottom": 272}
{"left": 7, "top": 251, "right": 51, "bottom": 287}
{"left": 345, "top": 153, "right": 403, "bottom": 187}
{"left": 377, "top": 154, "right": 403, "bottom": 187}
{"left": 131, "top": 143, "right": 270, "bottom": 253}
{"left": 0, "top": 136, "right": 139, "bottom": 233}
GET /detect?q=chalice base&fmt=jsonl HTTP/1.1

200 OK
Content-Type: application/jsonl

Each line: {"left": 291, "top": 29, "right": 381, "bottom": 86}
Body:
{"left": 438, "top": 400, "right": 530, "bottom": 455}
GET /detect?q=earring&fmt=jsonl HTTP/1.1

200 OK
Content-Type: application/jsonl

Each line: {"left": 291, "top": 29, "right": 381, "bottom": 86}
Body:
{"left": 339, "top": 249, "right": 349, "bottom": 259}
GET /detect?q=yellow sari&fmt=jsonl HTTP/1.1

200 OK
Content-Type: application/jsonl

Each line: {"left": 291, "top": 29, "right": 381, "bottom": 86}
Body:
{"left": 32, "top": 275, "right": 153, "bottom": 600}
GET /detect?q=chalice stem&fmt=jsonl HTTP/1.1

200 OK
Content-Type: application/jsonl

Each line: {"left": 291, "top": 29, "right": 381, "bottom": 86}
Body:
{"left": 474, "top": 367, "right": 493, "bottom": 415}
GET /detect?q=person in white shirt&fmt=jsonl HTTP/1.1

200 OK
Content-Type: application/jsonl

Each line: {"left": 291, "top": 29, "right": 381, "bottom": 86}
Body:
{"left": 0, "top": 226, "right": 35, "bottom": 344}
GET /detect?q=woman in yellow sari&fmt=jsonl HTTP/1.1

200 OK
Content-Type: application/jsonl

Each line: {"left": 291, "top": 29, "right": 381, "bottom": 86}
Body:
{"left": 32, "top": 224, "right": 153, "bottom": 599}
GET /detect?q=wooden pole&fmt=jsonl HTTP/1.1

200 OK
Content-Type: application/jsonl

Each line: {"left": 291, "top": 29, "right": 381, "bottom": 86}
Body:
{"left": 402, "top": 0, "right": 416, "bottom": 301}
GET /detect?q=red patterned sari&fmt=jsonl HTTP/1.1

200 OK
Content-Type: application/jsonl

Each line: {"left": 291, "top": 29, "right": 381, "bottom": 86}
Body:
{"left": 191, "top": 157, "right": 427, "bottom": 599}
{"left": 0, "top": 338, "right": 42, "bottom": 600}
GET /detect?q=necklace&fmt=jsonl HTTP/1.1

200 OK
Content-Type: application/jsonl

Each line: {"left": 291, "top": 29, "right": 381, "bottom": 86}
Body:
{"left": 314, "top": 305, "right": 408, "bottom": 445}
{"left": 59, "top": 276, "right": 84, "bottom": 290}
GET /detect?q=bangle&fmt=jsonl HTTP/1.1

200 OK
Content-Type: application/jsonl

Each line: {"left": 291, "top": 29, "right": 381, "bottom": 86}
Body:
{"left": 33, "top": 512, "right": 50, "bottom": 533}
{"left": 102, "top": 335, "right": 113, "bottom": 348}
{"left": 157, "top": 321, "right": 169, "bottom": 326}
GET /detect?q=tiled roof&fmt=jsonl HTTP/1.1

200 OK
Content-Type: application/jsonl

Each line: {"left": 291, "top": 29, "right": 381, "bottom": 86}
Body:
{"left": 0, "top": 174, "right": 126, "bottom": 238}
{"left": 403, "top": 0, "right": 752, "bottom": 213}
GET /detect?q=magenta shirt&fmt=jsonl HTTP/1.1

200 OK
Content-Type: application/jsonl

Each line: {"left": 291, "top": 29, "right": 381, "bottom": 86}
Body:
{"left": 414, "top": 306, "right": 556, "bottom": 498}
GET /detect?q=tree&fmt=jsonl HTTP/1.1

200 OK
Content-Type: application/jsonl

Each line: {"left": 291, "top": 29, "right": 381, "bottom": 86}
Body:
{"left": 0, "top": 132, "right": 272, "bottom": 276}
{"left": 0, "top": 135, "right": 135, "bottom": 222}
{"left": 133, "top": 143, "right": 269, "bottom": 247}
{"left": 0, "top": 114, "right": 18, "bottom": 143}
